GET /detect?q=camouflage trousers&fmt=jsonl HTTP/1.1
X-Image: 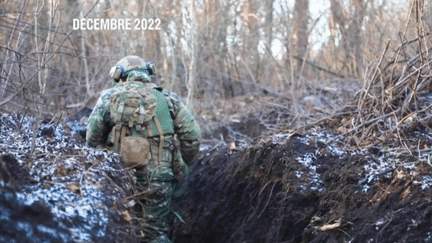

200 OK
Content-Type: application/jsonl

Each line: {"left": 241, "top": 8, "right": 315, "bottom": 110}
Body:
{"left": 132, "top": 170, "right": 174, "bottom": 243}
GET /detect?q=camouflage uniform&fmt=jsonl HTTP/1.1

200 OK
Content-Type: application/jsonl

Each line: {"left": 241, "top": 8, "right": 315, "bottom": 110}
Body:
{"left": 86, "top": 56, "right": 201, "bottom": 243}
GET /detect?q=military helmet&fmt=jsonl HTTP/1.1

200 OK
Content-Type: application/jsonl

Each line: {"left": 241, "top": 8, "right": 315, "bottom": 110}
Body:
{"left": 109, "top": 55, "right": 155, "bottom": 82}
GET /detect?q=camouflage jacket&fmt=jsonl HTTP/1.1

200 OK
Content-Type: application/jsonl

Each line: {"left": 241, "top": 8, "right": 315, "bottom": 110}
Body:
{"left": 86, "top": 81, "right": 201, "bottom": 170}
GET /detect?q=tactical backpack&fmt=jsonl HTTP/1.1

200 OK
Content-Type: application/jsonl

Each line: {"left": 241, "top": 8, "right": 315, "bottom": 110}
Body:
{"left": 109, "top": 83, "right": 165, "bottom": 168}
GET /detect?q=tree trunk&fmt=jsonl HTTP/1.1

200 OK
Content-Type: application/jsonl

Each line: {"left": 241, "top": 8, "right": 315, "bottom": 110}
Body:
{"left": 348, "top": 0, "right": 367, "bottom": 76}
{"left": 241, "top": 0, "right": 260, "bottom": 91}
{"left": 330, "top": 0, "right": 367, "bottom": 77}
{"left": 263, "top": 0, "right": 275, "bottom": 86}
{"left": 293, "top": 0, "right": 309, "bottom": 73}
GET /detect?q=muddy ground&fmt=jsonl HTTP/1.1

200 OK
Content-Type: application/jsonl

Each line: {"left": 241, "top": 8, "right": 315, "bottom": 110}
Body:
{"left": 1, "top": 79, "right": 432, "bottom": 242}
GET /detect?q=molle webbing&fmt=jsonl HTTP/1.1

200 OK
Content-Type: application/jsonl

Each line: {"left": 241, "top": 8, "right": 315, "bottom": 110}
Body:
{"left": 114, "top": 100, "right": 146, "bottom": 126}
{"left": 114, "top": 101, "right": 124, "bottom": 123}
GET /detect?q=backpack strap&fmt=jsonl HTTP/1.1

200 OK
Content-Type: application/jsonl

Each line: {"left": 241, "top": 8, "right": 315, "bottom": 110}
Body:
{"left": 113, "top": 125, "right": 121, "bottom": 152}
{"left": 144, "top": 121, "right": 154, "bottom": 161}
{"left": 153, "top": 116, "right": 165, "bottom": 166}
{"left": 113, "top": 124, "right": 129, "bottom": 153}
{"left": 114, "top": 100, "right": 125, "bottom": 123}
{"left": 120, "top": 125, "right": 128, "bottom": 144}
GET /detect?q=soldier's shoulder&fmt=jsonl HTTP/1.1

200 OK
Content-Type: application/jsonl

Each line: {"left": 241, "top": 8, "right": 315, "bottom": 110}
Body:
{"left": 95, "top": 87, "right": 117, "bottom": 107}
{"left": 162, "top": 90, "right": 180, "bottom": 102}
{"left": 100, "top": 87, "right": 117, "bottom": 96}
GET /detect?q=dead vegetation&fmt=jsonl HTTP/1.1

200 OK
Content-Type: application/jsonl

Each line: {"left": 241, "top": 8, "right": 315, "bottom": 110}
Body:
{"left": 331, "top": 0, "right": 432, "bottom": 151}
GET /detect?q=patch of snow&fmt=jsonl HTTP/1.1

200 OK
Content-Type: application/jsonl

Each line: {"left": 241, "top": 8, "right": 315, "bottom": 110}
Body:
{"left": 428, "top": 93, "right": 432, "bottom": 102}
{"left": 310, "top": 131, "right": 332, "bottom": 142}
{"left": 421, "top": 176, "right": 432, "bottom": 190}
{"left": 309, "top": 131, "right": 346, "bottom": 157}
{"left": 272, "top": 134, "right": 290, "bottom": 144}
{"left": 296, "top": 152, "right": 324, "bottom": 192}
{"left": 358, "top": 153, "right": 397, "bottom": 192}
{"left": 16, "top": 222, "right": 34, "bottom": 238}
{"left": 0, "top": 205, "right": 11, "bottom": 221}
{"left": 415, "top": 130, "right": 432, "bottom": 140}
{"left": 0, "top": 114, "right": 129, "bottom": 242}
{"left": 403, "top": 162, "right": 417, "bottom": 171}
{"left": 327, "top": 146, "right": 345, "bottom": 156}
{"left": 66, "top": 120, "right": 87, "bottom": 136}
{"left": 298, "top": 136, "right": 310, "bottom": 145}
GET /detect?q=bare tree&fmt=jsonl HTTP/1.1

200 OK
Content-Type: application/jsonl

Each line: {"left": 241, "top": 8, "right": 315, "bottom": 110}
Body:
{"left": 262, "top": 0, "right": 275, "bottom": 86}
{"left": 241, "top": 0, "right": 260, "bottom": 85}
{"left": 293, "top": 0, "right": 309, "bottom": 73}
{"left": 330, "top": 0, "right": 367, "bottom": 77}
{"left": 0, "top": 0, "right": 420, "bottom": 120}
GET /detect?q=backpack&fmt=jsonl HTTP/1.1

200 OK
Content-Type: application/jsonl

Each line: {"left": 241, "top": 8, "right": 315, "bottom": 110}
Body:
{"left": 109, "top": 83, "right": 165, "bottom": 168}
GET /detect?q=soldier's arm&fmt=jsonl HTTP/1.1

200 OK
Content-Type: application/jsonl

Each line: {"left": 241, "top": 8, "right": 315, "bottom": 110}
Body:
{"left": 164, "top": 91, "right": 201, "bottom": 165}
{"left": 86, "top": 89, "right": 114, "bottom": 148}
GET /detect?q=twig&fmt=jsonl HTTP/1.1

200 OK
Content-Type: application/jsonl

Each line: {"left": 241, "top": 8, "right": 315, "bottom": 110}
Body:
{"left": 376, "top": 215, "right": 393, "bottom": 243}
{"left": 103, "top": 171, "right": 127, "bottom": 196}
{"left": 292, "top": 55, "right": 345, "bottom": 78}
{"left": 257, "top": 180, "right": 276, "bottom": 219}
{"left": 326, "top": 111, "right": 397, "bottom": 145}
{"left": 0, "top": 0, "right": 27, "bottom": 100}
{"left": 392, "top": 58, "right": 432, "bottom": 92}
{"left": 359, "top": 41, "right": 390, "bottom": 109}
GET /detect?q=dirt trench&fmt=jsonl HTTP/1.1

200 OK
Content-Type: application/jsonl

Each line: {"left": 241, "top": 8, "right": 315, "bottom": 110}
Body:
{"left": 2, "top": 88, "right": 432, "bottom": 242}
{"left": 172, "top": 129, "right": 432, "bottom": 243}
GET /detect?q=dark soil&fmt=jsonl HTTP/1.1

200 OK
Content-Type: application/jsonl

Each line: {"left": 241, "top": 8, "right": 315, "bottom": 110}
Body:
{"left": 0, "top": 191, "right": 74, "bottom": 243}
{"left": 0, "top": 153, "right": 30, "bottom": 188}
{"left": 0, "top": 114, "right": 133, "bottom": 243}
{"left": 172, "top": 129, "right": 432, "bottom": 243}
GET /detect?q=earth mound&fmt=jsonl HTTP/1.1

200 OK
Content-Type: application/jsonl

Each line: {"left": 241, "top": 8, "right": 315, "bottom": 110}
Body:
{"left": 0, "top": 114, "right": 133, "bottom": 242}
{"left": 172, "top": 128, "right": 432, "bottom": 242}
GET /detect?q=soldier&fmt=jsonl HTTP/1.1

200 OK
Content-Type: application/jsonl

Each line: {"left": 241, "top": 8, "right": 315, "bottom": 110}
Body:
{"left": 86, "top": 56, "right": 201, "bottom": 243}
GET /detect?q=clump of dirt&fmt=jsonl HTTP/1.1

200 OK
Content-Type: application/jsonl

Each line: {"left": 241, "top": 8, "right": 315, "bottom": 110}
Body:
{"left": 203, "top": 114, "right": 267, "bottom": 142}
{"left": 0, "top": 153, "right": 30, "bottom": 188}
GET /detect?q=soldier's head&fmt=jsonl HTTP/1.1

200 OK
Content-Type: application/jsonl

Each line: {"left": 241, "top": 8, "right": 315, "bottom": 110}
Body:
{"left": 109, "top": 55, "right": 155, "bottom": 83}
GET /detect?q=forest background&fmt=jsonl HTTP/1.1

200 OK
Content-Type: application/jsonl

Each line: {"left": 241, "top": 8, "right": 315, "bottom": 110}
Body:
{"left": 0, "top": 0, "right": 427, "bottom": 127}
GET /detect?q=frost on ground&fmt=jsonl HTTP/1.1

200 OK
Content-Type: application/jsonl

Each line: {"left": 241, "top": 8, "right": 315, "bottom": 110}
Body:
{"left": 296, "top": 152, "right": 324, "bottom": 192}
{"left": 293, "top": 129, "right": 432, "bottom": 194}
{"left": 0, "top": 114, "right": 132, "bottom": 242}
{"left": 173, "top": 125, "right": 432, "bottom": 243}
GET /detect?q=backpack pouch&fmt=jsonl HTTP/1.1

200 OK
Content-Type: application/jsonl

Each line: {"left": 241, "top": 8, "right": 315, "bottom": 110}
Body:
{"left": 120, "top": 136, "right": 150, "bottom": 168}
